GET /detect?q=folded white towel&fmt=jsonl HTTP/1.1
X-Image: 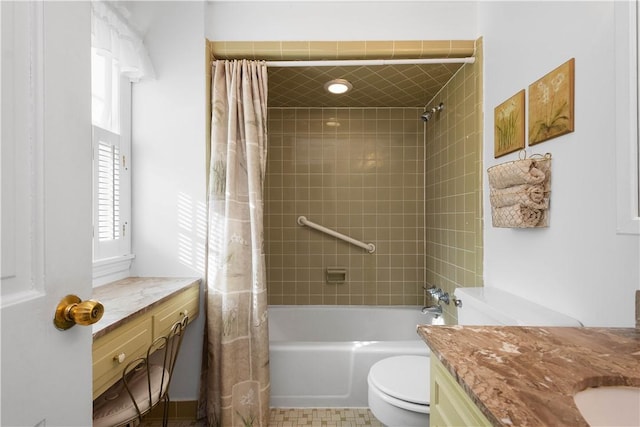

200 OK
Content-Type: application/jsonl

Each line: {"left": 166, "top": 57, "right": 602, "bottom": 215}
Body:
{"left": 490, "top": 184, "right": 548, "bottom": 209}
{"left": 488, "top": 159, "right": 546, "bottom": 189}
{"left": 492, "top": 204, "right": 544, "bottom": 228}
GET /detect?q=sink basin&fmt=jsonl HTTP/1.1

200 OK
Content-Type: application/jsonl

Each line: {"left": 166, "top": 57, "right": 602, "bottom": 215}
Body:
{"left": 573, "top": 386, "right": 640, "bottom": 426}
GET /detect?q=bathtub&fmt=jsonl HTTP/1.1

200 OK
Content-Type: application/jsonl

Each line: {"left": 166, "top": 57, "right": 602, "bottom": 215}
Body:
{"left": 268, "top": 305, "right": 443, "bottom": 408}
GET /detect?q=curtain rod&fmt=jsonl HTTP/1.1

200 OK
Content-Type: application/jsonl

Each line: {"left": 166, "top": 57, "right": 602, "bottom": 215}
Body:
{"left": 264, "top": 57, "right": 475, "bottom": 68}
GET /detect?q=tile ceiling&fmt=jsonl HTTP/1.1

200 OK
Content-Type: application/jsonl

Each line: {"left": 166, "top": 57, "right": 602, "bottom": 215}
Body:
{"left": 209, "top": 40, "right": 476, "bottom": 108}
{"left": 267, "top": 63, "right": 463, "bottom": 108}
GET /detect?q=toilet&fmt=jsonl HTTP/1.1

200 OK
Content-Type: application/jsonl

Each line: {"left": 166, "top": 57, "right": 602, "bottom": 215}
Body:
{"left": 367, "top": 355, "right": 430, "bottom": 427}
{"left": 367, "top": 286, "right": 582, "bottom": 426}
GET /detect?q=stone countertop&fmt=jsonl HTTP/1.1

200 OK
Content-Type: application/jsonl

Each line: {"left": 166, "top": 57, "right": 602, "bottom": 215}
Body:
{"left": 92, "top": 276, "right": 201, "bottom": 340}
{"left": 417, "top": 325, "right": 640, "bottom": 426}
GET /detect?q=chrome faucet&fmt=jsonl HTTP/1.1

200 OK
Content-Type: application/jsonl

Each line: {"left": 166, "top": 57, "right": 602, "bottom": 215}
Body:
{"left": 425, "top": 286, "right": 443, "bottom": 299}
{"left": 438, "top": 292, "right": 450, "bottom": 305}
{"left": 424, "top": 286, "right": 450, "bottom": 305}
{"left": 421, "top": 305, "right": 443, "bottom": 315}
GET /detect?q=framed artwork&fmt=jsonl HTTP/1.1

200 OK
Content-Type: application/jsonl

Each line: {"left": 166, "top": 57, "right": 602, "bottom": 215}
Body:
{"left": 528, "top": 58, "right": 575, "bottom": 145}
{"left": 494, "top": 89, "right": 525, "bottom": 158}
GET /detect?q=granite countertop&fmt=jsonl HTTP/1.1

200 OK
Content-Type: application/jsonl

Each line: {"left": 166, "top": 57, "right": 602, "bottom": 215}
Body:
{"left": 92, "top": 276, "right": 200, "bottom": 340}
{"left": 417, "top": 325, "right": 640, "bottom": 426}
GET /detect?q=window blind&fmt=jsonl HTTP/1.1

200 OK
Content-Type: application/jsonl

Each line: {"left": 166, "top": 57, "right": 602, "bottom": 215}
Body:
{"left": 96, "top": 138, "right": 120, "bottom": 242}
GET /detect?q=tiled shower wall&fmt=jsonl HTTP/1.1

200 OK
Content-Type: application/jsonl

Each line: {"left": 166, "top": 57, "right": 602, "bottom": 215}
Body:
{"left": 425, "top": 39, "right": 484, "bottom": 321}
{"left": 264, "top": 40, "right": 483, "bottom": 308}
{"left": 265, "top": 108, "right": 426, "bottom": 305}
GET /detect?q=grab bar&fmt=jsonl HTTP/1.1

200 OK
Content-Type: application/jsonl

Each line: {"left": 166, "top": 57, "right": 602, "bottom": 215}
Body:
{"left": 297, "top": 216, "right": 376, "bottom": 254}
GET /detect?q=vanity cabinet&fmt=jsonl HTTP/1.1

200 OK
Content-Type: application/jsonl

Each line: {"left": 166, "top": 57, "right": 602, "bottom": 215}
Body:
{"left": 430, "top": 356, "right": 491, "bottom": 427}
{"left": 92, "top": 277, "right": 200, "bottom": 399}
{"left": 93, "top": 314, "right": 153, "bottom": 399}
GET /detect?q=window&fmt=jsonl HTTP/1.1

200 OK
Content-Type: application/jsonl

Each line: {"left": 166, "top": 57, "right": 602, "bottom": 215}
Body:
{"left": 90, "top": 1, "right": 153, "bottom": 284}
{"left": 615, "top": 0, "right": 640, "bottom": 234}
{"left": 91, "top": 46, "right": 133, "bottom": 283}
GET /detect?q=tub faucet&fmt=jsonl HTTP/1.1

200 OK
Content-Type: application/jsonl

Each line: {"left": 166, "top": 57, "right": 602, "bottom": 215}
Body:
{"left": 425, "top": 286, "right": 443, "bottom": 300}
{"left": 425, "top": 286, "right": 450, "bottom": 305}
{"left": 421, "top": 305, "right": 443, "bottom": 316}
{"left": 438, "top": 292, "right": 450, "bottom": 305}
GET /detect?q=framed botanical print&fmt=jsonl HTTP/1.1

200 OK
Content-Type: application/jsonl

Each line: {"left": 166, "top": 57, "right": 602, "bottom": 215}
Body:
{"left": 528, "top": 58, "right": 575, "bottom": 145}
{"left": 494, "top": 89, "right": 525, "bottom": 158}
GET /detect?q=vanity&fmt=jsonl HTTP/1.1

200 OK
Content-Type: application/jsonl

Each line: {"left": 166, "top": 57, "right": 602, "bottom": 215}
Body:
{"left": 418, "top": 325, "right": 640, "bottom": 426}
{"left": 91, "top": 277, "right": 201, "bottom": 399}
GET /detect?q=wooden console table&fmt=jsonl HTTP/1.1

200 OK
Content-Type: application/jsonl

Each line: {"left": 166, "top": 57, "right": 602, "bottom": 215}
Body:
{"left": 91, "top": 277, "right": 200, "bottom": 399}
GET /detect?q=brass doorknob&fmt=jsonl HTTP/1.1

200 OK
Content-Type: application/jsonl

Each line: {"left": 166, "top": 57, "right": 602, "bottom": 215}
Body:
{"left": 53, "top": 295, "right": 104, "bottom": 330}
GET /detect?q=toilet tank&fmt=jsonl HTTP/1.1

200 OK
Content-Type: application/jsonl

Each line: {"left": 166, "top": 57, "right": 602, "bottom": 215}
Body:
{"left": 455, "top": 287, "right": 583, "bottom": 327}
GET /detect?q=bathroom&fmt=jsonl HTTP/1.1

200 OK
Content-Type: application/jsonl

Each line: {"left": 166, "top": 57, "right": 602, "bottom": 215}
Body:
{"left": 1, "top": 1, "right": 638, "bottom": 426}
{"left": 148, "top": 0, "right": 639, "bottom": 411}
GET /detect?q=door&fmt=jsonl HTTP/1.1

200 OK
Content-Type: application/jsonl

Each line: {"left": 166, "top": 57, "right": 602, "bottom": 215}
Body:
{"left": 1, "top": 2, "right": 93, "bottom": 426}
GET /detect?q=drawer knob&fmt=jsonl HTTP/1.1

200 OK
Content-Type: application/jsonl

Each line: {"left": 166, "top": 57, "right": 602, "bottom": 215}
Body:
{"left": 113, "top": 353, "right": 126, "bottom": 364}
{"left": 53, "top": 295, "right": 104, "bottom": 330}
{"left": 180, "top": 309, "right": 189, "bottom": 318}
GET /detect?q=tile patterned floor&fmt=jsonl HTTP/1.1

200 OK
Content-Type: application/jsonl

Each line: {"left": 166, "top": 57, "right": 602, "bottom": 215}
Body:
{"left": 140, "top": 408, "right": 384, "bottom": 427}
{"left": 269, "top": 408, "right": 384, "bottom": 427}
{"left": 140, "top": 421, "right": 205, "bottom": 427}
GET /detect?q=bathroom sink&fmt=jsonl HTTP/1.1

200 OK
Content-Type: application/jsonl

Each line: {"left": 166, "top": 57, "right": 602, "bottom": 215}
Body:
{"left": 573, "top": 386, "right": 640, "bottom": 426}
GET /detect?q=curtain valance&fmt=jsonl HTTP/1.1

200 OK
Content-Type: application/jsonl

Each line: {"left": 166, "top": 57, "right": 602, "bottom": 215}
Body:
{"left": 91, "top": 1, "right": 154, "bottom": 81}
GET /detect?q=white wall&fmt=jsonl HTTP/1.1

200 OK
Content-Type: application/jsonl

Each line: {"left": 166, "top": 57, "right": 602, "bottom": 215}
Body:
{"left": 206, "top": 1, "right": 477, "bottom": 40}
{"left": 479, "top": 1, "right": 639, "bottom": 327}
{"left": 129, "top": 1, "right": 206, "bottom": 399}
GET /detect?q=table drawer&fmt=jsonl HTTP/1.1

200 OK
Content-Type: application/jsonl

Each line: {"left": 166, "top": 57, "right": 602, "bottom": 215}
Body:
{"left": 152, "top": 285, "right": 199, "bottom": 339}
{"left": 92, "top": 316, "right": 152, "bottom": 399}
{"left": 92, "top": 279, "right": 201, "bottom": 399}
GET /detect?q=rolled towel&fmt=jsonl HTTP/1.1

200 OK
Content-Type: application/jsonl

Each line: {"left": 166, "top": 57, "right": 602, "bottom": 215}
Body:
{"left": 490, "top": 184, "right": 548, "bottom": 209}
{"left": 533, "top": 158, "right": 551, "bottom": 176}
{"left": 492, "top": 204, "right": 543, "bottom": 228}
{"left": 534, "top": 158, "right": 552, "bottom": 192}
{"left": 487, "top": 159, "right": 546, "bottom": 189}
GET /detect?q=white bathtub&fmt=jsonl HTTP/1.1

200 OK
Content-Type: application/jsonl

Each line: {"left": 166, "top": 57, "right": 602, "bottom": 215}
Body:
{"left": 268, "top": 305, "right": 442, "bottom": 408}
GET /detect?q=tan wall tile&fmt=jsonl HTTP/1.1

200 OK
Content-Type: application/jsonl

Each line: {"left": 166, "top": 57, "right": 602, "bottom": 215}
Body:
{"left": 263, "top": 39, "right": 483, "bottom": 308}
{"left": 210, "top": 39, "right": 475, "bottom": 61}
{"left": 266, "top": 107, "right": 426, "bottom": 305}
{"left": 424, "top": 38, "right": 484, "bottom": 323}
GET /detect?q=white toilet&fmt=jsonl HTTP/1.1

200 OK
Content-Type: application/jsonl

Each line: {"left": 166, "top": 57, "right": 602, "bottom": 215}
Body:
{"left": 367, "top": 355, "right": 430, "bottom": 427}
{"left": 367, "top": 286, "right": 582, "bottom": 426}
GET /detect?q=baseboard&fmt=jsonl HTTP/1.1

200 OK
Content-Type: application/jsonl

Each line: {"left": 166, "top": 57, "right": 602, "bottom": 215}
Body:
{"left": 145, "top": 400, "right": 199, "bottom": 421}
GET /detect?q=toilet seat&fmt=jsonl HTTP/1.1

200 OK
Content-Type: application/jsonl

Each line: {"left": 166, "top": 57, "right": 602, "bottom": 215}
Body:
{"left": 368, "top": 355, "right": 430, "bottom": 413}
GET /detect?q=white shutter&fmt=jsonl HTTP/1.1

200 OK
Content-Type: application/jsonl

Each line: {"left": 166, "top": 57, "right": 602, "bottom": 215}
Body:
{"left": 97, "top": 139, "right": 120, "bottom": 241}
{"left": 92, "top": 125, "right": 130, "bottom": 263}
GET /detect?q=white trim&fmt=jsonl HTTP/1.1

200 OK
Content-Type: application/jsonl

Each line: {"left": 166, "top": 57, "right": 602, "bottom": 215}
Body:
{"left": 615, "top": 0, "right": 640, "bottom": 235}
{"left": 93, "top": 253, "right": 135, "bottom": 286}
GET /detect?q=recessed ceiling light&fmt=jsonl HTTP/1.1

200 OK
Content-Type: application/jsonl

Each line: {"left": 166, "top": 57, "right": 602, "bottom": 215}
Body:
{"left": 324, "top": 78, "right": 352, "bottom": 94}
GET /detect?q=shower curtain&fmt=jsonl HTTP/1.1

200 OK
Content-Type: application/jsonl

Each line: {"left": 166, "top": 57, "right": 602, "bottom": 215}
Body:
{"left": 203, "top": 59, "right": 270, "bottom": 427}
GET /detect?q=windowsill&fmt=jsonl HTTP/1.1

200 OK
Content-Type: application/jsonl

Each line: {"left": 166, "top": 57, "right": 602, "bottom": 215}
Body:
{"left": 93, "top": 253, "right": 135, "bottom": 287}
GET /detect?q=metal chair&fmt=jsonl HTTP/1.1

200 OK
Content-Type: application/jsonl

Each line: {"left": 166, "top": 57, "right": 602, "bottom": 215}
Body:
{"left": 93, "top": 316, "right": 189, "bottom": 427}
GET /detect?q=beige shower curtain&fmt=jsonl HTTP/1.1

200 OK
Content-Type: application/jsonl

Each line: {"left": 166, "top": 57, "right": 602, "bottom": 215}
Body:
{"left": 204, "top": 59, "right": 270, "bottom": 427}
